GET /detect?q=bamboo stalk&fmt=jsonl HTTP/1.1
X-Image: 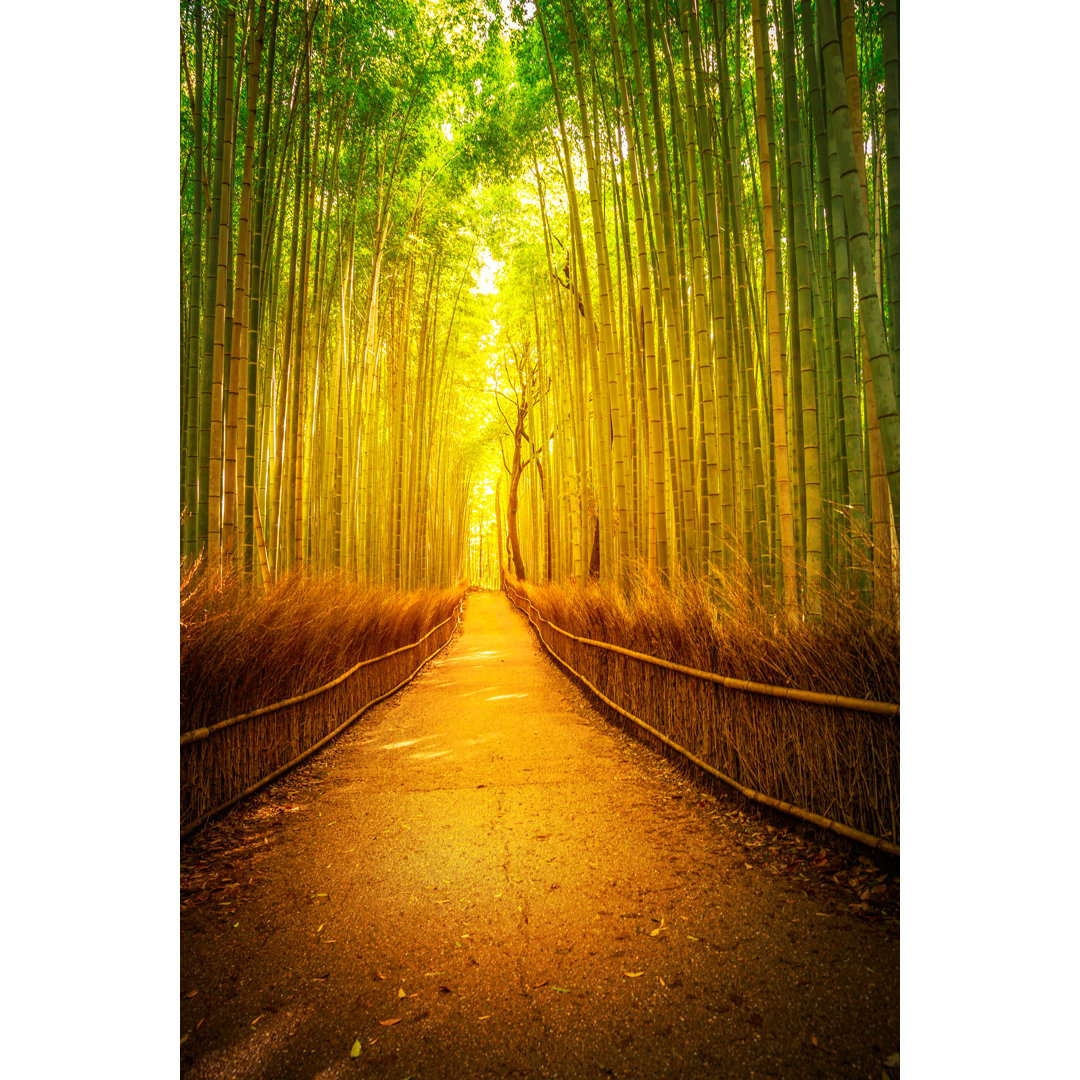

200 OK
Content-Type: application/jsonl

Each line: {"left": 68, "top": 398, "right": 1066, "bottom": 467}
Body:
{"left": 252, "top": 485, "right": 273, "bottom": 583}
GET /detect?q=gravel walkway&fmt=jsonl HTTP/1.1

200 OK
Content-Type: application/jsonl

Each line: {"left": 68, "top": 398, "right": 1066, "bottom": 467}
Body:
{"left": 181, "top": 590, "right": 899, "bottom": 1079}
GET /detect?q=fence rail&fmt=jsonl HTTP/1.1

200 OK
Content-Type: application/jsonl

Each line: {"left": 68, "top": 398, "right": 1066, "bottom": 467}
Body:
{"left": 505, "top": 585, "right": 899, "bottom": 856}
{"left": 181, "top": 600, "right": 462, "bottom": 840}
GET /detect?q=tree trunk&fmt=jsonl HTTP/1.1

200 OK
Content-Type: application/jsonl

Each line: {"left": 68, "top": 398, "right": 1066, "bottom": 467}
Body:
{"left": 818, "top": 0, "right": 899, "bottom": 534}
{"left": 751, "top": 0, "right": 798, "bottom": 618}
{"left": 183, "top": 8, "right": 204, "bottom": 557}
{"left": 208, "top": 10, "right": 235, "bottom": 561}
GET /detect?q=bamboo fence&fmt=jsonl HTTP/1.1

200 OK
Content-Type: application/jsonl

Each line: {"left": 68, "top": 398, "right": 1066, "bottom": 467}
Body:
{"left": 505, "top": 585, "right": 899, "bottom": 856}
{"left": 181, "top": 600, "right": 463, "bottom": 839}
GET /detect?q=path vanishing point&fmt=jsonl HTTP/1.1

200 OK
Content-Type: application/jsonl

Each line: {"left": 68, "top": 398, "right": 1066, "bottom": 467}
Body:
{"left": 181, "top": 591, "right": 899, "bottom": 1079}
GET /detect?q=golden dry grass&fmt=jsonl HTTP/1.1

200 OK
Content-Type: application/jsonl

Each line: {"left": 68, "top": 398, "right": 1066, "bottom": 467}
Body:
{"left": 181, "top": 559, "right": 465, "bottom": 834}
{"left": 509, "top": 564, "right": 899, "bottom": 846}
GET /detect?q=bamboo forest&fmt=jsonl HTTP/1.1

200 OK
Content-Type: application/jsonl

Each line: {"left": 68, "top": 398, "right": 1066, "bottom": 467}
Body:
{"left": 180, "top": 0, "right": 898, "bottom": 605}
{"left": 180, "top": 1, "right": 902, "bottom": 1075}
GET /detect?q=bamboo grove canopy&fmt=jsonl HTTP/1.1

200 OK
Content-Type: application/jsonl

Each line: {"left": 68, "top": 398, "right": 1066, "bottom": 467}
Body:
{"left": 180, "top": 0, "right": 899, "bottom": 614}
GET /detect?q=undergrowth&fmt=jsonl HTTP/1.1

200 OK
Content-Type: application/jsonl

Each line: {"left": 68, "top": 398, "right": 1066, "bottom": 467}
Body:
{"left": 181, "top": 557, "right": 465, "bottom": 734}
{"left": 510, "top": 561, "right": 898, "bottom": 705}
{"left": 507, "top": 562, "right": 899, "bottom": 845}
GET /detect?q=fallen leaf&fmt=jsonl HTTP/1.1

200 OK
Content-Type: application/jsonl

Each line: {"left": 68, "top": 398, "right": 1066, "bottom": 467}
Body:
{"left": 532, "top": 980, "right": 549, "bottom": 988}
{"left": 686, "top": 934, "right": 700, "bottom": 941}
{"left": 195, "top": 1018, "right": 205, "bottom": 1031}
{"left": 376, "top": 972, "right": 387, "bottom": 981}
{"left": 398, "top": 988, "right": 406, "bottom": 998}
{"left": 350, "top": 1038, "right": 362, "bottom": 1058}
{"left": 317, "top": 924, "right": 324, "bottom": 933}
{"left": 811, "top": 1036, "right": 819, "bottom": 1047}
{"left": 423, "top": 971, "right": 446, "bottom": 977}
{"left": 884, "top": 1052, "right": 900, "bottom": 1067}
{"left": 379, "top": 1018, "right": 401, "bottom": 1027}
{"left": 180, "top": 1034, "right": 189, "bottom": 1048}
{"left": 623, "top": 971, "right": 645, "bottom": 978}
{"left": 185, "top": 989, "right": 198, "bottom": 998}
{"left": 251, "top": 1015, "right": 264, "bottom": 1027}
{"left": 550, "top": 986, "right": 570, "bottom": 993}
{"left": 478, "top": 1015, "right": 491, "bottom": 1021}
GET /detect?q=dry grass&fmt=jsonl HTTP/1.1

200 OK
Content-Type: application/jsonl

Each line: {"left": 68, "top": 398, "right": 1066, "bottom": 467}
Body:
{"left": 509, "top": 563, "right": 899, "bottom": 846}
{"left": 181, "top": 559, "right": 464, "bottom": 834}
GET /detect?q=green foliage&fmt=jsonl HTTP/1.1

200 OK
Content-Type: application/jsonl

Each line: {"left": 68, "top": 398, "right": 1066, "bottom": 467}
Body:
{"left": 181, "top": 0, "right": 897, "bottom": 605}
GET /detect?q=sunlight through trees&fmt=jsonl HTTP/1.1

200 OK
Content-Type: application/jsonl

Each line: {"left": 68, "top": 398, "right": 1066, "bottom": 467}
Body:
{"left": 181, "top": 0, "right": 898, "bottom": 618}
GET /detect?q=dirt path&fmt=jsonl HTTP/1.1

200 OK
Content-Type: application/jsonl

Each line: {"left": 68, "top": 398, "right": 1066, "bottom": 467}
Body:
{"left": 181, "top": 590, "right": 899, "bottom": 1079}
